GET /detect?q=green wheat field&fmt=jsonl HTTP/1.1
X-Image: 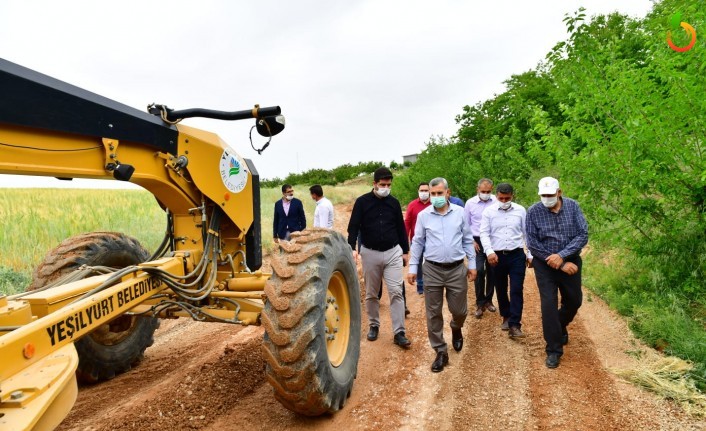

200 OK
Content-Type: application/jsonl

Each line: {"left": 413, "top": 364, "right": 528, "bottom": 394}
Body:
{"left": 0, "top": 184, "right": 369, "bottom": 295}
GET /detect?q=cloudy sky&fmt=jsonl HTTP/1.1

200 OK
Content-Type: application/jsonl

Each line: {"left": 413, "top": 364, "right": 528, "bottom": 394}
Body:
{"left": 0, "top": 0, "right": 653, "bottom": 188}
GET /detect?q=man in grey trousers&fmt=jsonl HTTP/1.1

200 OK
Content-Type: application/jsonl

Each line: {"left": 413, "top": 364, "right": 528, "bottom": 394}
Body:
{"left": 407, "top": 177, "right": 477, "bottom": 372}
{"left": 348, "top": 167, "right": 412, "bottom": 348}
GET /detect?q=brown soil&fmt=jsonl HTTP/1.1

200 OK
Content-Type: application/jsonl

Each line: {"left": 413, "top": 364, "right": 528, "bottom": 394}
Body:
{"left": 56, "top": 204, "right": 705, "bottom": 431}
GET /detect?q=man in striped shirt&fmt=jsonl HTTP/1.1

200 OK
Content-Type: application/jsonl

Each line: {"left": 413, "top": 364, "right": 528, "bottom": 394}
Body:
{"left": 526, "top": 177, "right": 589, "bottom": 369}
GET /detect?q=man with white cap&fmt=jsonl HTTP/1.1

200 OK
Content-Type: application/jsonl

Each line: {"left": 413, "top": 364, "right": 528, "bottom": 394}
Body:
{"left": 525, "top": 177, "right": 588, "bottom": 369}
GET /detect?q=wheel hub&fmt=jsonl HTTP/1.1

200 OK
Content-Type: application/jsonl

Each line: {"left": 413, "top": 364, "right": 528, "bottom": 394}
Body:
{"left": 324, "top": 271, "right": 350, "bottom": 367}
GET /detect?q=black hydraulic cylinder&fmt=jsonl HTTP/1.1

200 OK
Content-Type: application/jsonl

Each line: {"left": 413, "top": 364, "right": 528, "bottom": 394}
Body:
{"left": 159, "top": 106, "right": 281, "bottom": 122}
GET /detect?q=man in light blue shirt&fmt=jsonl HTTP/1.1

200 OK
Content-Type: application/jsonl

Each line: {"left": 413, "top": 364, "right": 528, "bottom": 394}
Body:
{"left": 407, "top": 177, "right": 477, "bottom": 373}
{"left": 480, "top": 183, "right": 532, "bottom": 338}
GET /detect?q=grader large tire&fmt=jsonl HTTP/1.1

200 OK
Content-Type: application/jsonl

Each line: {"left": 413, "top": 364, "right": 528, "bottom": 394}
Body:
{"left": 30, "top": 232, "right": 160, "bottom": 383}
{"left": 262, "top": 229, "right": 361, "bottom": 415}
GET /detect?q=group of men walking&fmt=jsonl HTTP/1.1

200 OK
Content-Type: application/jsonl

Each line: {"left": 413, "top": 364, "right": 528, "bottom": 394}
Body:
{"left": 275, "top": 167, "right": 588, "bottom": 372}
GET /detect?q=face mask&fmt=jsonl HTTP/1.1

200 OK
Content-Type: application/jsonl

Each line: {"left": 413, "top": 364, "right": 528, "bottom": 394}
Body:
{"left": 418, "top": 192, "right": 430, "bottom": 201}
{"left": 431, "top": 196, "right": 447, "bottom": 208}
{"left": 375, "top": 187, "right": 391, "bottom": 198}
{"left": 285, "top": 194, "right": 294, "bottom": 201}
{"left": 499, "top": 201, "right": 512, "bottom": 210}
{"left": 479, "top": 193, "right": 491, "bottom": 201}
{"left": 541, "top": 196, "right": 557, "bottom": 208}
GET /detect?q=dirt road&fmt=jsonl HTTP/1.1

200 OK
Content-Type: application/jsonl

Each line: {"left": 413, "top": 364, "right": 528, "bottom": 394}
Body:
{"left": 57, "top": 204, "right": 704, "bottom": 431}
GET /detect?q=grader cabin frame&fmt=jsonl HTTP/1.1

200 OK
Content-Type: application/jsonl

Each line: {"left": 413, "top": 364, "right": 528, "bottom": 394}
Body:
{"left": 0, "top": 58, "right": 361, "bottom": 431}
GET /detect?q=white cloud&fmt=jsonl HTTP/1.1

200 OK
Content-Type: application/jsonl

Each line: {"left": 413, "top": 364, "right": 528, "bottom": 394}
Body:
{"left": 0, "top": 0, "right": 653, "bottom": 186}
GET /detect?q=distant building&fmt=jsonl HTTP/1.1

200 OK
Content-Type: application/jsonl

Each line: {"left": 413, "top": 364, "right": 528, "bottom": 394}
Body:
{"left": 402, "top": 153, "right": 418, "bottom": 164}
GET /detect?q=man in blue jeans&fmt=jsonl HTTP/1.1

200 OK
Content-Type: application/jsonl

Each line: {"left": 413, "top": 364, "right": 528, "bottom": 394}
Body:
{"left": 480, "top": 183, "right": 532, "bottom": 338}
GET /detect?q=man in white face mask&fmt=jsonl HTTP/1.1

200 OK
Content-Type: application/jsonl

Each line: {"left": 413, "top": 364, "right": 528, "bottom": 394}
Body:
{"left": 273, "top": 183, "right": 306, "bottom": 243}
{"left": 526, "top": 177, "right": 589, "bottom": 369}
{"left": 480, "top": 183, "right": 532, "bottom": 338}
{"left": 405, "top": 182, "right": 431, "bottom": 295}
{"left": 464, "top": 178, "right": 497, "bottom": 319}
{"left": 347, "top": 167, "right": 412, "bottom": 349}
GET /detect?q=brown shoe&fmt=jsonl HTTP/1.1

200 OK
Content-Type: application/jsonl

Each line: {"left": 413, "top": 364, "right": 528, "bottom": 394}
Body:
{"left": 474, "top": 307, "right": 484, "bottom": 319}
{"left": 485, "top": 303, "right": 497, "bottom": 312}
{"left": 500, "top": 317, "right": 510, "bottom": 331}
{"left": 508, "top": 326, "right": 525, "bottom": 338}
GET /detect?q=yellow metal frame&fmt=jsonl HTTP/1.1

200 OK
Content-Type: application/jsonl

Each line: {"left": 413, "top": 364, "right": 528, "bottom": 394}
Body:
{"left": 0, "top": 119, "right": 273, "bottom": 430}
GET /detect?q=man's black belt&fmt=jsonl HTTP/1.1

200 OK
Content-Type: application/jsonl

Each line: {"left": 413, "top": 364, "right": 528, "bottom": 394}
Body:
{"left": 496, "top": 248, "right": 523, "bottom": 255}
{"left": 426, "top": 259, "right": 464, "bottom": 269}
{"left": 364, "top": 243, "right": 398, "bottom": 252}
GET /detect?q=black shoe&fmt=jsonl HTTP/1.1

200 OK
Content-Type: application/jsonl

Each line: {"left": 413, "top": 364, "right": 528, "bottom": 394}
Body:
{"left": 393, "top": 331, "right": 412, "bottom": 348}
{"left": 431, "top": 351, "right": 449, "bottom": 372}
{"left": 546, "top": 354, "right": 560, "bottom": 369}
{"left": 561, "top": 327, "right": 569, "bottom": 345}
{"left": 367, "top": 325, "right": 379, "bottom": 341}
{"left": 451, "top": 328, "right": 463, "bottom": 352}
{"left": 405, "top": 306, "right": 410, "bottom": 316}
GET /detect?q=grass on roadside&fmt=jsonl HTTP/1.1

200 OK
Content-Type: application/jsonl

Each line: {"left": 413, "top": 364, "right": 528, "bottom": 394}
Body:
{"left": 0, "top": 184, "right": 370, "bottom": 295}
{"left": 583, "top": 244, "right": 706, "bottom": 403}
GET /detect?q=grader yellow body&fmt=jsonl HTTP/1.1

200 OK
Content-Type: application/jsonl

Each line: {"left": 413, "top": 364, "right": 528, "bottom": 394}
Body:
{"left": 0, "top": 58, "right": 361, "bottom": 430}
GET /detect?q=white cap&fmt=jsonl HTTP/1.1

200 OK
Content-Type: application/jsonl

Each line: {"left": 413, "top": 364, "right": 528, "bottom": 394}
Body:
{"left": 538, "top": 177, "right": 560, "bottom": 195}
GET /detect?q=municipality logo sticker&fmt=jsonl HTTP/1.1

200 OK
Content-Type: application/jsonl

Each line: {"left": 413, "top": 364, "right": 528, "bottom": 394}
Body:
{"left": 229, "top": 158, "right": 240, "bottom": 176}
{"left": 220, "top": 149, "right": 248, "bottom": 193}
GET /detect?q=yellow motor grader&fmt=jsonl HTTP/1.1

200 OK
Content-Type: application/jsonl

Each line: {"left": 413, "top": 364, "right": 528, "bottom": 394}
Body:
{"left": 0, "top": 58, "right": 361, "bottom": 431}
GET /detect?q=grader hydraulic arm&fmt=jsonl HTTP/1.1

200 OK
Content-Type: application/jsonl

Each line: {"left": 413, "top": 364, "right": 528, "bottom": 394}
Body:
{"left": 0, "top": 58, "right": 361, "bottom": 430}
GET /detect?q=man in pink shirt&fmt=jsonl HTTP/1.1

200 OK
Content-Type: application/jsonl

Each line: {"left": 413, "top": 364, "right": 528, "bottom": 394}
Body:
{"left": 405, "top": 182, "right": 431, "bottom": 294}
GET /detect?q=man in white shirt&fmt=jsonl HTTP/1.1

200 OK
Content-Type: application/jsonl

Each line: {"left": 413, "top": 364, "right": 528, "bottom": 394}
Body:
{"left": 310, "top": 184, "right": 334, "bottom": 228}
{"left": 464, "top": 178, "right": 497, "bottom": 318}
{"left": 480, "top": 183, "right": 532, "bottom": 338}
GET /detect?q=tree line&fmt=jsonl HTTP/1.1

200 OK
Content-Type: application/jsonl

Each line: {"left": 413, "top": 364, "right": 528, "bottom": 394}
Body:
{"left": 261, "top": 160, "right": 410, "bottom": 188}
{"left": 392, "top": 0, "right": 705, "bottom": 390}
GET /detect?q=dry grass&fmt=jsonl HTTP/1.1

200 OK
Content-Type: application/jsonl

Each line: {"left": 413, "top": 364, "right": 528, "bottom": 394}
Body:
{"left": 613, "top": 356, "right": 706, "bottom": 417}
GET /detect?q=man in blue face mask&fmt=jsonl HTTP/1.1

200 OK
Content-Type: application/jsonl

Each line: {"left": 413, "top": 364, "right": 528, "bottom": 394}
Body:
{"left": 407, "top": 177, "right": 477, "bottom": 372}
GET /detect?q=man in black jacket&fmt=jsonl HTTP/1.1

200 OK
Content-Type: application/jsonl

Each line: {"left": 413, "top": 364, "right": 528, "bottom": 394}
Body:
{"left": 347, "top": 167, "right": 411, "bottom": 348}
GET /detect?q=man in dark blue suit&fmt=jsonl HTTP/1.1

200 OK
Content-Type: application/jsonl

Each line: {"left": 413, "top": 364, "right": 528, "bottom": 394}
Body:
{"left": 273, "top": 184, "right": 307, "bottom": 243}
